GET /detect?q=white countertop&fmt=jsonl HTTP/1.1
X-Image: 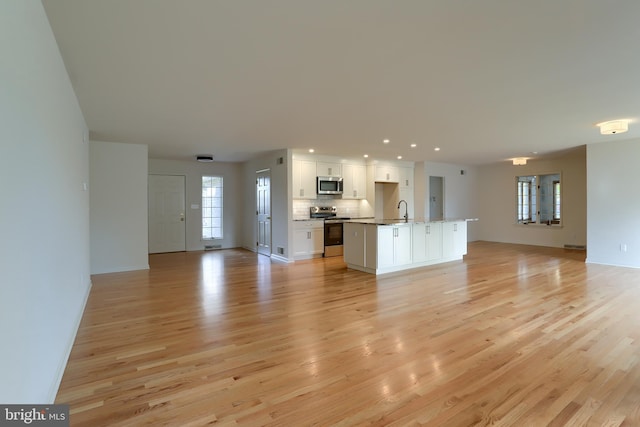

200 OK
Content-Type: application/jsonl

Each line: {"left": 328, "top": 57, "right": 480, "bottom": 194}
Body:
{"left": 345, "top": 218, "right": 478, "bottom": 226}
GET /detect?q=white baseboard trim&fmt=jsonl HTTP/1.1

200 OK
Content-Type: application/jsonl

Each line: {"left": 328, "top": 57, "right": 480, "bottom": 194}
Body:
{"left": 90, "top": 264, "right": 149, "bottom": 275}
{"left": 270, "top": 254, "right": 293, "bottom": 263}
{"left": 47, "top": 278, "right": 92, "bottom": 403}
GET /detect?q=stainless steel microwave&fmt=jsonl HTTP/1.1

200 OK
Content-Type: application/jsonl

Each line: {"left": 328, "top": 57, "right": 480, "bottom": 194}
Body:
{"left": 317, "top": 176, "right": 343, "bottom": 195}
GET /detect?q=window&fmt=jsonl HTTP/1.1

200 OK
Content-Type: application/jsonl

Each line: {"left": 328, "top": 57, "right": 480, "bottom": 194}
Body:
{"left": 516, "top": 173, "right": 561, "bottom": 225}
{"left": 553, "top": 181, "right": 561, "bottom": 221}
{"left": 202, "top": 176, "right": 223, "bottom": 239}
{"left": 517, "top": 176, "right": 536, "bottom": 223}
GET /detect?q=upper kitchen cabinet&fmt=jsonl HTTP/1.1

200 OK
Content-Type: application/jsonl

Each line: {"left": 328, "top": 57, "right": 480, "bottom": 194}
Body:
{"left": 398, "top": 167, "right": 413, "bottom": 188}
{"left": 374, "top": 164, "right": 399, "bottom": 183}
{"left": 342, "top": 163, "right": 367, "bottom": 200}
{"left": 292, "top": 159, "right": 316, "bottom": 199}
{"left": 316, "top": 162, "right": 342, "bottom": 177}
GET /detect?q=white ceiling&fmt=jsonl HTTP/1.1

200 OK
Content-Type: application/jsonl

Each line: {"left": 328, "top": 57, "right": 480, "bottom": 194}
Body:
{"left": 42, "top": 0, "right": 640, "bottom": 164}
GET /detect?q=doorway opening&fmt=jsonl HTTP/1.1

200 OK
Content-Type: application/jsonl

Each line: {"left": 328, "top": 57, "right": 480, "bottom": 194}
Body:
{"left": 429, "top": 176, "right": 444, "bottom": 220}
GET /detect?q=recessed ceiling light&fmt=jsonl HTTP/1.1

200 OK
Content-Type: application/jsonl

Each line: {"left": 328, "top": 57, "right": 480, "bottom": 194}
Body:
{"left": 397, "top": 155, "right": 402, "bottom": 160}
{"left": 383, "top": 139, "right": 390, "bottom": 144}
{"left": 363, "top": 154, "right": 369, "bottom": 158}
{"left": 410, "top": 143, "right": 417, "bottom": 148}
{"left": 434, "top": 147, "right": 441, "bottom": 151}
{"left": 308, "top": 149, "right": 315, "bottom": 153}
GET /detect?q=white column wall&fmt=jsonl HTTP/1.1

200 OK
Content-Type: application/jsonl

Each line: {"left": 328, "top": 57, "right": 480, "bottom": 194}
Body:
{"left": 0, "top": 0, "right": 91, "bottom": 403}
{"left": 587, "top": 139, "right": 640, "bottom": 267}
{"left": 90, "top": 141, "right": 149, "bottom": 274}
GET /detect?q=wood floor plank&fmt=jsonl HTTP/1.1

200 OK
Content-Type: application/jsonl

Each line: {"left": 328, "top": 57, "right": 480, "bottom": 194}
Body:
{"left": 55, "top": 241, "right": 640, "bottom": 425}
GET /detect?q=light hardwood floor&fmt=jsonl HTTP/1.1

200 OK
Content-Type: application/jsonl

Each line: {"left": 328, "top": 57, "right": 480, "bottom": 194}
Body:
{"left": 56, "top": 242, "right": 640, "bottom": 426}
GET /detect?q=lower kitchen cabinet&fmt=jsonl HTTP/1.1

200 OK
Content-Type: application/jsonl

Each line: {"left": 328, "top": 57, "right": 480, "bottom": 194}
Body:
{"left": 344, "top": 220, "right": 468, "bottom": 275}
{"left": 293, "top": 221, "right": 324, "bottom": 260}
{"left": 442, "top": 221, "right": 467, "bottom": 258}
{"left": 377, "top": 224, "right": 412, "bottom": 268}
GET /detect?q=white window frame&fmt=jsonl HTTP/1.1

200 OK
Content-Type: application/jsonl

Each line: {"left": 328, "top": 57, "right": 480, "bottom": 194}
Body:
{"left": 516, "top": 173, "right": 561, "bottom": 226}
{"left": 202, "top": 176, "right": 223, "bottom": 240}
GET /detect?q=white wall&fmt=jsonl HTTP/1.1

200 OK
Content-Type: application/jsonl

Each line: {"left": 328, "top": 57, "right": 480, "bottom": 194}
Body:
{"left": 420, "top": 162, "right": 481, "bottom": 241}
{"left": 476, "top": 148, "right": 586, "bottom": 248}
{"left": 149, "top": 158, "right": 242, "bottom": 251}
{"left": 241, "top": 150, "right": 290, "bottom": 259}
{"left": 90, "top": 141, "right": 149, "bottom": 274}
{"left": 587, "top": 139, "right": 640, "bottom": 267}
{"left": 0, "top": 0, "right": 90, "bottom": 403}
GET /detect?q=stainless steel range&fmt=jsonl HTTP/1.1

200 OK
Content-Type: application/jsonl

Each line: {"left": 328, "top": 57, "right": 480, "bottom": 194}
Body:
{"left": 310, "top": 206, "right": 351, "bottom": 257}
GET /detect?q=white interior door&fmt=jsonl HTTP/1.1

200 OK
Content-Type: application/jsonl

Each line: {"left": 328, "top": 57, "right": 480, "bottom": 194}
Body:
{"left": 256, "top": 169, "right": 271, "bottom": 256}
{"left": 148, "top": 174, "right": 186, "bottom": 253}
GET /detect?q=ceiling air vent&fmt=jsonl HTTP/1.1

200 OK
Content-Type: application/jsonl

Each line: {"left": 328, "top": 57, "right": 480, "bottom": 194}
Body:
{"left": 196, "top": 155, "right": 214, "bottom": 162}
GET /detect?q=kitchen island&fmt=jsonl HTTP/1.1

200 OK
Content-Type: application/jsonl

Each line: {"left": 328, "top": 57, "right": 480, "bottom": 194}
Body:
{"left": 343, "top": 218, "right": 476, "bottom": 275}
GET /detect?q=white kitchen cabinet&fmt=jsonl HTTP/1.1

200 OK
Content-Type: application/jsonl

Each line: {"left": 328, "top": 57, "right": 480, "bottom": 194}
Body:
{"left": 344, "top": 220, "right": 468, "bottom": 275}
{"left": 425, "top": 222, "right": 443, "bottom": 260}
{"left": 342, "top": 163, "right": 367, "bottom": 199}
{"left": 398, "top": 167, "right": 414, "bottom": 188}
{"left": 377, "top": 224, "right": 412, "bottom": 268}
{"left": 344, "top": 222, "right": 366, "bottom": 266}
{"left": 413, "top": 222, "right": 443, "bottom": 263}
{"left": 316, "top": 162, "right": 342, "bottom": 178}
{"left": 293, "top": 221, "right": 324, "bottom": 259}
{"left": 374, "top": 165, "right": 399, "bottom": 183}
{"left": 442, "top": 221, "right": 467, "bottom": 258}
{"left": 293, "top": 159, "right": 316, "bottom": 199}
{"left": 412, "top": 224, "right": 427, "bottom": 263}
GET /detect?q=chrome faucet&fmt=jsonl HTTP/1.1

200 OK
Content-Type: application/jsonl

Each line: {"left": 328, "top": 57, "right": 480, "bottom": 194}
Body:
{"left": 398, "top": 199, "right": 408, "bottom": 222}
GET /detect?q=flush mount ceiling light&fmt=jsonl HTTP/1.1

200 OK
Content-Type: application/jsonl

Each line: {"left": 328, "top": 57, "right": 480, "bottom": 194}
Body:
{"left": 512, "top": 157, "right": 527, "bottom": 166}
{"left": 383, "top": 139, "right": 390, "bottom": 144}
{"left": 598, "top": 120, "right": 629, "bottom": 135}
{"left": 196, "top": 155, "right": 214, "bottom": 162}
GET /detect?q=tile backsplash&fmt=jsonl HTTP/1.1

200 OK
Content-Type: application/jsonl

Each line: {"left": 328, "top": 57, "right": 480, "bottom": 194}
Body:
{"left": 293, "top": 198, "right": 363, "bottom": 220}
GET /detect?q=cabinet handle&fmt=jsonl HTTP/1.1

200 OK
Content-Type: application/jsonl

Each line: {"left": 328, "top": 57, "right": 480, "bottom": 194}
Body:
{"left": 454, "top": 224, "right": 457, "bottom": 232}
{"left": 386, "top": 173, "right": 390, "bottom": 180}
{"left": 406, "top": 179, "right": 409, "bottom": 186}
{"left": 353, "top": 190, "right": 357, "bottom": 197}
{"left": 300, "top": 189, "right": 304, "bottom": 197}
{"left": 328, "top": 167, "right": 332, "bottom": 175}
{"left": 426, "top": 225, "right": 430, "bottom": 234}
{"left": 307, "top": 231, "right": 311, "bottom": 239}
